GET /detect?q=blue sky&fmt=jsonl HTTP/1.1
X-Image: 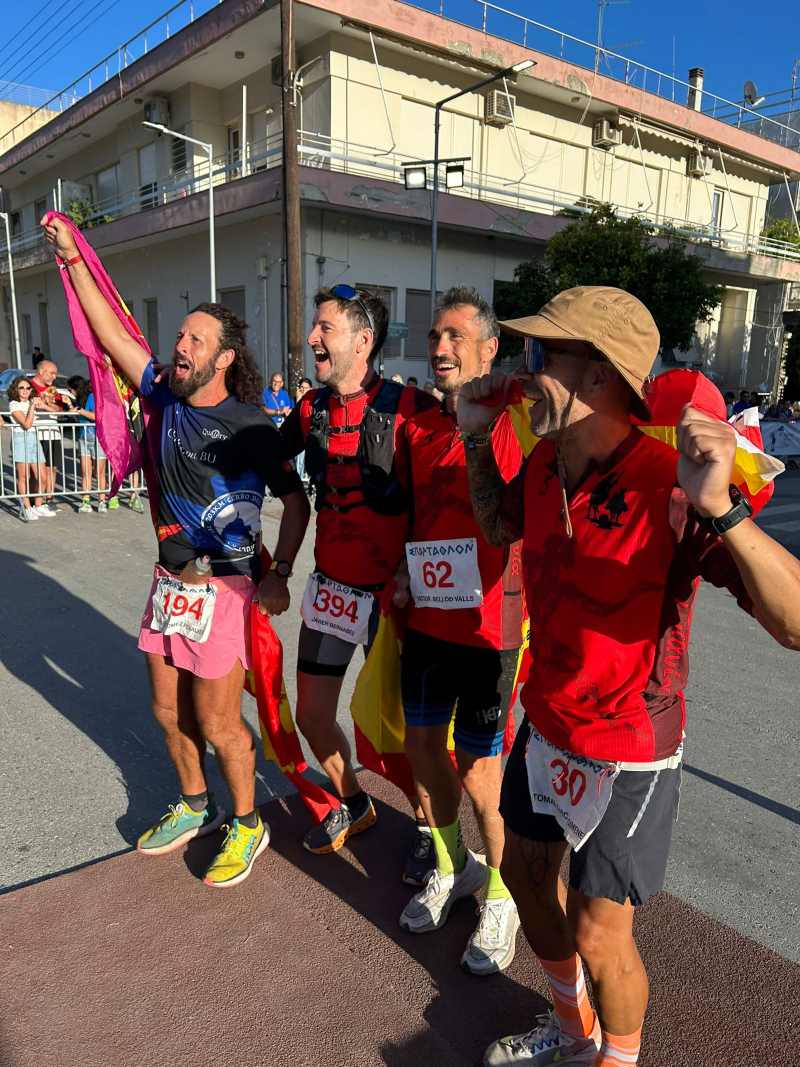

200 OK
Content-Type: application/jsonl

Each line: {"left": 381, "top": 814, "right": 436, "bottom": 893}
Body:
{"left": 0, "top": 0, "right": 797, "bottom": 112}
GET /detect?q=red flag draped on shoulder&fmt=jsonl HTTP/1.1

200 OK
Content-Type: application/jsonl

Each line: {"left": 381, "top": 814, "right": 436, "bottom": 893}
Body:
{"left": 43, "top": 211, "right": 155, "bottom": 498}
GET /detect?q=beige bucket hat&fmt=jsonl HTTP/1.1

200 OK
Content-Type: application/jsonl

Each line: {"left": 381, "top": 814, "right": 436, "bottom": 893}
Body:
{"left": 500, "top": 286, "right": 660, "bottom": 420}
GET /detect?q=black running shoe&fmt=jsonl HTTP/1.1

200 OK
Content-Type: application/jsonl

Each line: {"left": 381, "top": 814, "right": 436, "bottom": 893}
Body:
{"left": 402, "top": 827, "right": 436, "bottom": 886}
{"left": 303, "top": 799, "right": 377, "bottom": 854}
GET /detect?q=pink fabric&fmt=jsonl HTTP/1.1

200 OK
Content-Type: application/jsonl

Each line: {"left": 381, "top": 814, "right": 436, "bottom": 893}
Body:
{"left": 44, "top": 211, "right": 151, "bottom": 494}
{"left": 138, "top": 565, "right": 255, "bottom": 678}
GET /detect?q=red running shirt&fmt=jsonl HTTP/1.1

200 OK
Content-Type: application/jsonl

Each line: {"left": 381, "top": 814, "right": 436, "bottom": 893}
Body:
{"left": 520, "top": 429, "right": 751, "bottom": 762}
{"left": 281, "top": 379, "right": 431, "bottom": 588}
{"left": 399, "top": 406, "right": 524, "bottom": 650}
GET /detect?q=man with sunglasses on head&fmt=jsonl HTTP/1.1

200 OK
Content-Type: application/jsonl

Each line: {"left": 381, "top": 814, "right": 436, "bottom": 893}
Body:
{"left": 392, "top": 287, "right": 523, "bottom": 975}
{"left": 456, "top": 286, "right": 800, "bottom": 1067}
{"left": 280, "top": 285, "right": 436, "bottom": 872}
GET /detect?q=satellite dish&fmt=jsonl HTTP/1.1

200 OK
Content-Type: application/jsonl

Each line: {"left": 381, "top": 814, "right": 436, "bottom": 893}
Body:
{"left": 743, "top": 80, "right": 764, "bottom": 106}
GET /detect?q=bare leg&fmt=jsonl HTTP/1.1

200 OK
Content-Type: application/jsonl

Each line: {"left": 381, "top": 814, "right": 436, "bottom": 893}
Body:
{"left": 15, "top": 463, "right": 30, "bottom": 510}
{"left": 569, "top": 890, "right": 648, "bottom": 1036}
{"left": 501, "top": 829, "right": 574, "bottom": 961}
{"left": 97, "top": 457, "right": 107, "bottom": 501}
{"left": 405, "top": 722, "right": 461, "bottom": 829}
{"left": 295, "top": 670, "right": 360, "bottom": 798}
{"left": 456, "top": 748, "right": 504, "bottom": 868}
{"left": 80, "top": 455, "right": 91, "bottom": 494}
{"left": 145, "top": 653, "right": 207, "bottom": 795}
{"left": 191, "top": 661, "right": 255, "bottom": 817}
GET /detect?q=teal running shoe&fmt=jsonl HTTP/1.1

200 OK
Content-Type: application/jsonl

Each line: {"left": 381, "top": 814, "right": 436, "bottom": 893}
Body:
{"left": 136, "top": 796, "right": 224, "bottom": 856}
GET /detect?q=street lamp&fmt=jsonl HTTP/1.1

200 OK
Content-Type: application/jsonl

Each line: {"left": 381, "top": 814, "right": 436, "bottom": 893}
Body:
{"left": 143, "top": 121, "right": 216, "bottom": 300}
{"left": 0, "top": 212, "right": 22, "bottom": 368}
{"left": 429, "top": 58, "right": 535, "bottom": 322}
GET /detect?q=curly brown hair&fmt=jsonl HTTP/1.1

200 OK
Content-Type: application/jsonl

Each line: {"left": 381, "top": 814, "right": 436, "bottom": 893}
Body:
{"left": 8, "top": 376, "right": 34, "bottom": 402}
{"left": 192, "top": 302, "right": 264, "bottom": 405}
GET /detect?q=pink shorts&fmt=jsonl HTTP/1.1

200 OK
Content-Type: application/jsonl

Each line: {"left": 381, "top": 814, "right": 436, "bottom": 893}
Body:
{"left": 138, "top": 564, "right": 255, "bottom": 679}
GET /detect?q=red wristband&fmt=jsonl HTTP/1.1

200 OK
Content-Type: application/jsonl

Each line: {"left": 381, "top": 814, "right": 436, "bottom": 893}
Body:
{"left": 62, "top": 253, "right": 82, "bottom": 266}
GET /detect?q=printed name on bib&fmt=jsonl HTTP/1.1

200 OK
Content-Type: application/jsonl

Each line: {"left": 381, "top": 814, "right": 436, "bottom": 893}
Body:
{"left": 150, "top": 577, "right": 217, "bottom": 644}
{"left": 525, "top": 729, "right": 620, "bottom": 851}
{"left": 405, "top": 537, "right": 483, "bottom": 610}
{"left": 301, "top": 572, "right": 373, "bottom": 645}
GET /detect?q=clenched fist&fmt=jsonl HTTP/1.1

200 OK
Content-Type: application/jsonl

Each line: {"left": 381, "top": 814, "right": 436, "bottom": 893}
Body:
{"left": 676, "top": 404, "right": 737, "bottom": 518}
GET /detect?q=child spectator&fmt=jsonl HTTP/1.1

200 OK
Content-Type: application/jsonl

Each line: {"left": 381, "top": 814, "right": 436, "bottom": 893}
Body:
{"left": 7, "top": 376, "right": 51, "bottom": 521}
{"left": 72, "top": 378, "right": 109, "bottom": 514}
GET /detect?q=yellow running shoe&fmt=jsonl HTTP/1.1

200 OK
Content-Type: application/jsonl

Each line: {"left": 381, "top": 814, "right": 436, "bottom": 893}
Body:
{"left": 202, "top": 815, "right": 269, "bottom": 888}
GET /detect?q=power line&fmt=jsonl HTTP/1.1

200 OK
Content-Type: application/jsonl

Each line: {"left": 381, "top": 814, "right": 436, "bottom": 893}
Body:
{"left": 0, "top": 0, "right": 64, "bottom": 70}
{"left": 0, "top": 0, "right": 121, "bottom": 101}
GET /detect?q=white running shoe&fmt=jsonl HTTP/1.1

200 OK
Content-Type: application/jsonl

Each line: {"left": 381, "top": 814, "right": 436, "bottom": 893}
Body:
{"left": 484, "top": 1011, "right": 601, "bottom": 1066}
{"left": 34, "top": 504, "right": 56, "bottom": 518}
{"left": 399, "top": 850, "right": 487, "bottom": 933}
{"left": 461, "top": 895, "right": 520, "bottom": 975}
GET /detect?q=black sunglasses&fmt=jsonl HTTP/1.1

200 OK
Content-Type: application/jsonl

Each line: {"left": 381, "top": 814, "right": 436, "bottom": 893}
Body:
{"left": 330, "top": 283, "right": 376, "bottom": 336}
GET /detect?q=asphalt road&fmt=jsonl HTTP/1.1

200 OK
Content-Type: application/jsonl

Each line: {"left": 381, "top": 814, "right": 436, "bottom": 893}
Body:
{"left": 1, "top": 472, "right": 798, "bottom": 966}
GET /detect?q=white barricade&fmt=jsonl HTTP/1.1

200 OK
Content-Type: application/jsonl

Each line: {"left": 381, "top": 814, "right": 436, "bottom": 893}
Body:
{"left": 761, "top": 420, "right": 800, "bottom": 459}
{"left": 0, "top": 412, "right": 146, "bottom": 507}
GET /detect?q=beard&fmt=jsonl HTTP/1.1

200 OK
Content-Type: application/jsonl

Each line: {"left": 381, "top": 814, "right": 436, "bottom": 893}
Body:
{"left": 169, "top": 358, "right": 218, "bottom": 398}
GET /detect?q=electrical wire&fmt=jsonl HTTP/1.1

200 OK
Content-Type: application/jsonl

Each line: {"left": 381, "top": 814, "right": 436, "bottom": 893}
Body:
{"left": 0, "top": 0, "right": 122, "bottom": 101}
{"left": 0, "top": 0, "right": 64, "bottom": 70}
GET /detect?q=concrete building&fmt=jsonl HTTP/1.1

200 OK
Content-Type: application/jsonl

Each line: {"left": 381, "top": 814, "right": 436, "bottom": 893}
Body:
{"left": 1, "top": 0, "right": 800, "bottom": 393}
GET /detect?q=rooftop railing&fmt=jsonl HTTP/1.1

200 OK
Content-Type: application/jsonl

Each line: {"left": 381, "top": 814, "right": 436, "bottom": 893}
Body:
{"left": 3, "top": 128, "right": 800, "bottom": 271}
{"left": 0, "top": 0, "right": 221, "bottom": 154}
{"left": 405, "top": 0, "right": 800, "bottom": 150}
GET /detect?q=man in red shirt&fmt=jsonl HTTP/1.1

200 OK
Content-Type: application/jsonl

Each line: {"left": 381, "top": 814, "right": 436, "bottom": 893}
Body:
{"left": 457, "top": 286, "right": 800, "bottom": 1066}
{"left": 280, "top": 286, "right": 436, "bottom": 870}
{"left": 394, "top": 287, "right": 523, "bottom": 974}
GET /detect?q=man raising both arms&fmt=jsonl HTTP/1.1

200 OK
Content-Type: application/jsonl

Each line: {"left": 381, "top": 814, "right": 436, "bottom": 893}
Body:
{"left": 42, "top": 216, "right": 310, "bottom": 889}
{"left": 281, "top": 285, "right": 435, "bottom": 877}
{"left": 457, "top": 286, "right": 800, "bottom": 1066}
{"left": 395, "top": 288, "right": 523, "bottom": 974}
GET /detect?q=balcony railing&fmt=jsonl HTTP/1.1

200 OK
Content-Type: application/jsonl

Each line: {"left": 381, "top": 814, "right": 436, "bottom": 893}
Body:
{"left": 4, "top": 129, "right": 800, "bottom": 269}
{"left": 405, "top": 0, "right": 800, "bottom": 150}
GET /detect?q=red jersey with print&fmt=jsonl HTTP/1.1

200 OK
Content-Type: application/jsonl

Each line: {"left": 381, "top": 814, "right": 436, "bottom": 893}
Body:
{"left": 281, "top": 379, "right": 434, "bottom": 588}
{"left": 519, "top": 429, "right": 751, "bottom": 762}
{"left": 400, "top": 406, "right": 524, "bottom": 650}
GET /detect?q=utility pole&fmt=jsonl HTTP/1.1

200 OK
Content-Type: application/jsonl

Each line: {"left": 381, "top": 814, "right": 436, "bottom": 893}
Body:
{"left": 281, "top": 0, "right": 304, "bottom": 389}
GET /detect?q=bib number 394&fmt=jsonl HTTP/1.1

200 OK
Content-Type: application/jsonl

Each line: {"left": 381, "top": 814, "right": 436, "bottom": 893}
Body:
{"left": 405, "top": 537, "right": 483, "bottom": 610}
{"left": 525, "top": 728, "right": 620, "bottom": 851}
{"left": 149, "top": 577, "right": 217, "bottom": 644}
{"left": 300, "top": 572, "right": 372, "bottom": 645}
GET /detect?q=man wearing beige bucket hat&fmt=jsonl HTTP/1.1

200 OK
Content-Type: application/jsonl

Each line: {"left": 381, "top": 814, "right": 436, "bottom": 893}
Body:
{"left": 455, "top": 285, "right": 800, "bottom": 1066}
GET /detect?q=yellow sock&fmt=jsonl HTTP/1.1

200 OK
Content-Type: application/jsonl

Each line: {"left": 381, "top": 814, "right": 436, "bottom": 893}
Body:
{"left": 430, "top": 820, "right": 466, "bottom": 875}
{"left": 485, "top": 864, "right": 511, "bottom": 900}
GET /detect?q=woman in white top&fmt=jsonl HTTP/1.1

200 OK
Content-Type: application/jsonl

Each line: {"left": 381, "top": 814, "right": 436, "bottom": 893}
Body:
{"left": 7, "top": 376, "right": 52, "bottom": 522}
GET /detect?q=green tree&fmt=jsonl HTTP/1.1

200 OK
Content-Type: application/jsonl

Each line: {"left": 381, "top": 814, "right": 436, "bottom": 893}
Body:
{"left": 761, "top": 217, "right": 800, "bottom": 249}
{"left": 495, "top": 205, "right": 722, "bottom": 359}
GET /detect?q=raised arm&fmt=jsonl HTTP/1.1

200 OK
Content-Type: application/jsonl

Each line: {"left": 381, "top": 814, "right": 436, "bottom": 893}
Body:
{"left": 457, "top": 370, "right": 525, "bottom": 547}
{"left": 678, "top": 405, "right": 800, "bottom": 650}
{"left": 41, "top": 215, "right": 151, "bottom": 390}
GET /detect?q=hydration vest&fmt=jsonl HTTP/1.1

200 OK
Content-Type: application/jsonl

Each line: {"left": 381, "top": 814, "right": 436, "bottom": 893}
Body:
{"left": 303, "top": 379, "right": 410, "bottom": 516}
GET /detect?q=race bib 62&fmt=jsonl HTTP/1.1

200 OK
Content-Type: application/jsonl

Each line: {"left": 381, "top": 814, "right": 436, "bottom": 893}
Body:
{"left": 405, "top": 537, "right": 483, "bottom": 610}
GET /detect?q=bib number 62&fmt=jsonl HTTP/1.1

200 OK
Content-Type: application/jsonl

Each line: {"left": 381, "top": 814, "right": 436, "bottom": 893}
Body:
{"left": 421, "top": 560, "right": 454, "bottom": 589}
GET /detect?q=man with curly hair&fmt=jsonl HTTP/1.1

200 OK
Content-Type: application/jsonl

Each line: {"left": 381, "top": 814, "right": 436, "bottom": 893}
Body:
{"left": 42, "top": 216, "right": 311, "bottom": 889}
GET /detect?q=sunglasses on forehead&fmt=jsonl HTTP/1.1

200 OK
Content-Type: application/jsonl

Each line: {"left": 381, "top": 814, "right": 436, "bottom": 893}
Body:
{"left": 330, "top": 283, "right": 376, "bottom": 336}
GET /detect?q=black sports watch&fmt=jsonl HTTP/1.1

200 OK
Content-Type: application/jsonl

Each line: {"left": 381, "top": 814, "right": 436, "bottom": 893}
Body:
{"left": 269, "top": 559, "right": 292, "bottom": 579}
{"left": 698, "top": 486, "right": 753, "bottom": 535}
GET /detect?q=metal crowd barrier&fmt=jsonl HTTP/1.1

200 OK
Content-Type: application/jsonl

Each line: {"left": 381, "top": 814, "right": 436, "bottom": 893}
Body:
{"left": 0, "top": 414, "right": 146, "bottom": 509}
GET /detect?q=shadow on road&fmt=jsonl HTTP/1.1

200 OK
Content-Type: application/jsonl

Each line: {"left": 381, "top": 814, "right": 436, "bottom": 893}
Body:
{"left": 0, "top": 548, "right": 172, "bottom": 859}
{"left": 684, "top": 763, "right": 800, "bottom": 825}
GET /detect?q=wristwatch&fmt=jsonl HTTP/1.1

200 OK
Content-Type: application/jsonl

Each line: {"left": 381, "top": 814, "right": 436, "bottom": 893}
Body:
{"left": 269, "top": 559, "right": 292, "bottom": 579}
{"left": 698, "top": 486, "right": 753, "bottom": 535}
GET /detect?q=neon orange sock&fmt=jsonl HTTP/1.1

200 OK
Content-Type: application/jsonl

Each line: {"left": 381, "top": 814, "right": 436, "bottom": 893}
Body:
{"left": 539, "top": 955, "right": 597, "bottom": 1040}
{"left": 595, "top": 1027, "right": 642, "bottom": 1066}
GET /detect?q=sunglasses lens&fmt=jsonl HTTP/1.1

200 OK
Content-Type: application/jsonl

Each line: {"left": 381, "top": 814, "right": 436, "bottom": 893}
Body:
{"left": 332, "top": 283, "right": 357, "bottom": 300}
{"left": 524, "top": 338, "right": 545, "bottom": 373}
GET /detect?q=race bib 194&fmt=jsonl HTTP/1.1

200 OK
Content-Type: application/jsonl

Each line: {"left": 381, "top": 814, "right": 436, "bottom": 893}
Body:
{"left": 525, "top": 728, "right": 620, "bottom": 851}
{"left": 149, "top": 577, "right": 217, "bottom": 644}
{"left": 405, "top": 537, "right": 483, "bottom": 610}
{"left": 300, "top": 572, "right": 373, "bottom": 645}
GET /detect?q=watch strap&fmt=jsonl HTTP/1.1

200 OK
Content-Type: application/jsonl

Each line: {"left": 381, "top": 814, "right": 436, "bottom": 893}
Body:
{"left": 269, "top": 559, "right": 292, "bottom": 578}
{"left": 701, "top": 493, "right": 753, "bottom": 535}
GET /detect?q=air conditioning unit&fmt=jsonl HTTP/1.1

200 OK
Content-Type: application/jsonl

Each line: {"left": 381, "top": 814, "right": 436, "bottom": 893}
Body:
{"left": 144, "top": 97, "right": 170, "bottom": 126}
{"left": 688, "top": 148, "right": 713, "bottom": 178}
{"left": 592, "top": 119, "right": 621, "bottom": 149}
{"left": 485, "top": 89, "right": 515, "bottom": 127}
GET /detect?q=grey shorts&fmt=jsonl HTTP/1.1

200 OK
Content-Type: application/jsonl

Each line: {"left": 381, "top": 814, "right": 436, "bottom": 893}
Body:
{"left": 500, "top": 717, "right": 681, "bottom": 906}
{"left": 297, "top": 592, "right": 381, "bottom": 677}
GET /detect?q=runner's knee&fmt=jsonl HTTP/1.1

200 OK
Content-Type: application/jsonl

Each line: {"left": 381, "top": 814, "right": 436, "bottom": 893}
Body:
{"left": 500, "top": 832, "right": 563, "bottom": 905}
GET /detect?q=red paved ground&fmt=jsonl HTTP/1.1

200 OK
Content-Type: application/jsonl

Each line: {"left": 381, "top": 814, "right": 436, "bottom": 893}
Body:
{"left": 1, "top": 772, "right": 796, "bottom": 1067}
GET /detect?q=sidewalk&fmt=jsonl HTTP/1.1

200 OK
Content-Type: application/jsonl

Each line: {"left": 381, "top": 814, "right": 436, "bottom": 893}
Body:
{"left": 2, "top": 771, "right": 797, "bottom": 1067}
